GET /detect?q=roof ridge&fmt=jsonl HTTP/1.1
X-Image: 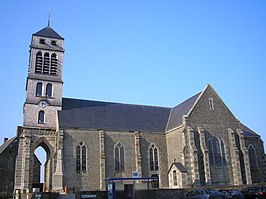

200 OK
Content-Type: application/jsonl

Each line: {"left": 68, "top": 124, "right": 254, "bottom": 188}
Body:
{"left": 62, "top": 97, "right": 171, "bottom": 109}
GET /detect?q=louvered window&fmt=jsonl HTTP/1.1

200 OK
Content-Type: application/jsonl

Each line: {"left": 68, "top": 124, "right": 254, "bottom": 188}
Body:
{"left": 43, "top": 53, "right": 50, "bottom": 74}
{"left": 50, "top": 53, "right": 57, "bottom": 75}
{"left": 35, "top": 51, "right": 43, "bottom": 73}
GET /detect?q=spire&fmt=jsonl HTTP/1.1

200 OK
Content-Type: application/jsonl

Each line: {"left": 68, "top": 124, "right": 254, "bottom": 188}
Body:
{"left": 48, "top": 10, "right": 51, "bottom": 27}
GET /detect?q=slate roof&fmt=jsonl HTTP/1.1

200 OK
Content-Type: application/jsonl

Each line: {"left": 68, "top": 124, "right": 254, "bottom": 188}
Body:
{"left": 58, "top": 87, "right": 259, "bottom": 136}
{"left": 240, "top": 123, "right": 260, "bottom": 137}
{"left": 59, "top": 98, "right": 171, "bottom": 132}
{"left": 33, "top": 26, "right": 64, "bottom": 40}
{"left": 59, "top": 91, "right": 201, "bottom": 132}
{"left": 166, "top": 93, "right": 201, "bottom": 131}
{"left": 168, "top": 162, "right": 188, "bottom": 173}
{"left": 0, "top": 137, "right": 17, "bottom": 154}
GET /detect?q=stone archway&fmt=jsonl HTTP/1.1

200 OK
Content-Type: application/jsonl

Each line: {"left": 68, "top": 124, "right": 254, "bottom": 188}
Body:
{"left": 14, "top": 127, "right": 57, "bottom": 193}
{"left": 31, "top": 137, "right": 55, "bottom": 191}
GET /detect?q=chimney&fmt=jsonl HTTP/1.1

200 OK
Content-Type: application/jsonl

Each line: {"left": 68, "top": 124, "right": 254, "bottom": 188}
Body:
{"left": 4, "top": 138, "right": 8, "bottom": 143}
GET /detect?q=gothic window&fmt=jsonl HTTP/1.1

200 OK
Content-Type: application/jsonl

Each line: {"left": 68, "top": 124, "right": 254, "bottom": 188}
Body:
{"left": 50, "top": 53, "right": 57, "bottom": 75}
{"left": 149, "top": 144, "right": 159, "bottom": 171}
{"left": 43, "top": 53, "right": 50, "bottom": 74}
{"left": 173, "top": 170, "right": 177, "bottom": 186}
{"left": 207, "top": 136, "right": 226, "bottom": 165}
{"left": 76, "top": 145, "right": 81, "bottom": 171}
{"left": 38, "top": 111, "right": 45, "bottom": 124}
{"left": 213, "top": 137, "right": 222, "bottom": 164}
{"left": 220, "top": 140, "right": 226, "bottom": 165}
{"left": 35, "top": 51, "right": 43, "bottom": 73}
{"left": 46, "top": 83, "right": 52, "bottom": 97}
{"left": 248, "top": 145, "right": 257, "bottom": 171}
{"left": 114, "top": 142, "right": 125, "bottom": 171}
{"left": 36, "top": 82, "right": 42, "bottom": 96}
{"left": 208, "top": 140, "right": 214, "bottom": 165}
{"left": 76, "top": 142, "right": 87, "bottom": 172}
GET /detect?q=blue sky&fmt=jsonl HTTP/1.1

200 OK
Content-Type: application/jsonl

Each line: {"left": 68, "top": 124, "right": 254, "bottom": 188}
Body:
{"left": 1, "top": 0, "right": 266, "bottom": 150}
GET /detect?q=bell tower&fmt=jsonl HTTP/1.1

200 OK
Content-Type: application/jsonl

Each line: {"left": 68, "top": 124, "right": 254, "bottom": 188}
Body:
{"left": 14, "top": 24, "right": 65, "bottom": 193}
{"left": 24, "top": 24, "right": 64, "bottom": 128}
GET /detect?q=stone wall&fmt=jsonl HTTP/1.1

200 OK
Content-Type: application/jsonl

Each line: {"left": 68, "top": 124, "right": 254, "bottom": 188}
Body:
{"left": 139, "top": 132, "right": 169, "bottom": 188}
{"left": 186, "top": 86, "right": 241, "bottom": 185}
{"left": 0, "top": 138, "right": 18, "bottom": 194}
{"left": 63, "top": 129, "right": 101, "bottom": 191}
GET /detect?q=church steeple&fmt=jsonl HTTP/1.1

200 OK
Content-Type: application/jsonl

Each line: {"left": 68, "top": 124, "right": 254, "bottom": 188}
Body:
{"left": 23, "top": 25, "right": 65, "bottom": 128}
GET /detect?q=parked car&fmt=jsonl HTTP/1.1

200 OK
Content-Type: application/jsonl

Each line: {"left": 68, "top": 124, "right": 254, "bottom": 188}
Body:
{"left": 205, "top": 190, "right": 223, "bottom": 199}
{"left": 229, "top": 189, "right": 245, "bottom": 199}
{"left": 241, "top": 186, "right": 266, "bottom": 199}
{"left": 219, "top": 189, "right": 244, "bottom": 199}
{"left": 186, "top": 190, "right": 211, "bottom": 199}
{"left": 186, "top": 189, "right": 223, "bottom": 199}
{"left": 219, "top": 190, "right": 233, "bottom": 199}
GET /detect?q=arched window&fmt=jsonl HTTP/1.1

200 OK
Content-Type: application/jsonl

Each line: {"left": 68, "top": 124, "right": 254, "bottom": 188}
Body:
{"left": 221, "top": 140, "right": 226, "bottom": 165}
{"left": 213, "top": 137, "right": 222, "bottom": 164}
{"left": 114, "top": 142, "right": 125, "bottom": 171}
{"left": 51, "top": 40, "right": 57, "bottom": 46}
{"left": 248, "top": 145, "right": 257, "bottom": 171}
{"left": 149, "top": 144, "right": 159, "bottom": 171}
{"left": 43, "top": 53, "right": 50, "bottom": 74}
{"left": 35, "top": 51, "right": 43, "bottom": 73}
{"left": 173, "top": 170, "right": 177, "bottom": 186}
{"left": 36, "top": 82, "right": 42, "bottom": 96}
{"left": 38, "top": 111, "right": 45, "bottom": 124}
{"left": 46, "top": 83, "right": 52, "bottom": 97}
{"left": 50, "top": 53, "right": 57, "bottom": 75}
{"left": 76, "top": 142, "right": 87, "bottom": 172}
{"left": 207, "top": 136, "right": 226, "bottom": 165}
{"left": 208, "top": 140, "right": 214, "bottom": 165}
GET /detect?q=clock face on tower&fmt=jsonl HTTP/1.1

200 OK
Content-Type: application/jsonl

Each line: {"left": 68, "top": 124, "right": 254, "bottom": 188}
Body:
{"left": 38, "top": 101, "right": 47, "bottom": 108}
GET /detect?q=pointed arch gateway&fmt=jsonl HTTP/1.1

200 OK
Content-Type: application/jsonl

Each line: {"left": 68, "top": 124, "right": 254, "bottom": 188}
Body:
{"left": 30, "top": 137, "right": 55, "bottom": 192}
{"left": 14, "top": 130, "right": 59, "bottom": 192}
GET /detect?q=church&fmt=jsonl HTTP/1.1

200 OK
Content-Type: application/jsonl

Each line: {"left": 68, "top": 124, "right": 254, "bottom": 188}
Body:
{"left": 0, "top": 23, "right": 265, "bottom": 194}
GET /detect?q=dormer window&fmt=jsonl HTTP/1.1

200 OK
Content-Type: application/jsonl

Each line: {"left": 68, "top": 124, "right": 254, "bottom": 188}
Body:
{"left": 39, "top": 39, "right": 45, "bottom": 44}
{"left": 51, "top": 40, "right": 57, "bottom": 46}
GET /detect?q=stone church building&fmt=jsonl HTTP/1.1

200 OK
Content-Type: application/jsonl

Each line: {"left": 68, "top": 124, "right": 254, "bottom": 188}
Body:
{"left": 0, "top": 24, "right": 265, "bottom": 193}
